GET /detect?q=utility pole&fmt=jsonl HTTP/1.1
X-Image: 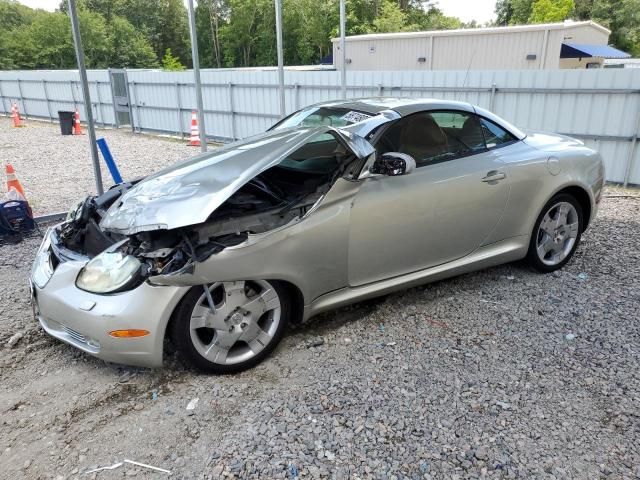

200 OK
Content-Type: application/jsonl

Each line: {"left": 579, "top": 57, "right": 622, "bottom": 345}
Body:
{"left": 68, "top": 0, "right": 103, "bottom": 195}
{"left": 275, "top": 0, "right": 286, "bottom": 118}
{"left": 340, "top": 0, "right": 347, "bottom": 99}
{"left": 187, "top": 0, "right": 207, "bottom": 152}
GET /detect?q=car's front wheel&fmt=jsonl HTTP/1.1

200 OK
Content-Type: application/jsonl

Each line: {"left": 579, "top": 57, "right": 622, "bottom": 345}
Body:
{"left": 170, "top": 280, "right": 289, "bottom": 374}
{"left": 527, "top": 193, "right": 584, "bottom": 273}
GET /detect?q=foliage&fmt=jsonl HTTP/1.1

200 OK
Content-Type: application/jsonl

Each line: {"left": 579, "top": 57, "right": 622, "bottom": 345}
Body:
{"left": 372, "top": 0, "right": 415, "bottom": 32}
{"left": 0, "top": 0, "right": 475, "bottom": 71}
{"left": 161, "top": 47, "right": 185, "bottom": 70}
{"left": 495, "top": 0, "right": 535, "bottom": 24}
{"left": 529, "top": 0, "right": 575, "bottom": 23}
{"left": 1, "top": 0, "right": 158, "bottom": 69}
{"left": 588, "top": 0, "right": 640, "bottom": 56}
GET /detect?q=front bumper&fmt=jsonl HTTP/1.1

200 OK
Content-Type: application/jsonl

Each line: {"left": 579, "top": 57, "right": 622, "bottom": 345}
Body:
{"left": 30, "top": 230, "right": 189, "bottom": 368}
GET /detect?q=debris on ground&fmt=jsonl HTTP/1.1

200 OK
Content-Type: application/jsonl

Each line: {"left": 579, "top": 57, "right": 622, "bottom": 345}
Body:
{"left": 186, "top": 398, "right": 199, "bottom": 412}
{"left": 123, "top": 459, "right": 171, "bottom": 474}
{"left": 7, "top": 332, "right": 23, "bottom": 348}
{"left": 84, "top": 459, "right": 170, "bottom": 475}
{"left": 305, "top": 337, "right": 324, "bottom": 348}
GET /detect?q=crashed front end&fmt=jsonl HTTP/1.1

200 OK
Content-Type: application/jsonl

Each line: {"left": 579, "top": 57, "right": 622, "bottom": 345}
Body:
{"left": 29, "top": 123, "right": 383, "bottom": 367}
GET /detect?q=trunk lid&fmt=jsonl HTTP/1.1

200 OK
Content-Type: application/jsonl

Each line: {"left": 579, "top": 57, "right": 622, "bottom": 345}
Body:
{"left": 522, "top": 131, "right": 586, "bottom": 152}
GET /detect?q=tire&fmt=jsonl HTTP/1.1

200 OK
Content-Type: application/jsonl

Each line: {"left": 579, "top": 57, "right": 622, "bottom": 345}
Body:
{"left": 169, "top": 280, "right": 289, "bottom": 374}
{"left": 526, "top": 193, "right": 584, "bottom": 273}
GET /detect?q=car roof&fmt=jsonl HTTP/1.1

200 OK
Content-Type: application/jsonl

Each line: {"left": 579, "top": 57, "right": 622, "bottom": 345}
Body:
{"left": 307, "top": 97, "right": 475, "bottom": 116}
{"left": 305, "top": 97, "right": 525, "bottom": 140}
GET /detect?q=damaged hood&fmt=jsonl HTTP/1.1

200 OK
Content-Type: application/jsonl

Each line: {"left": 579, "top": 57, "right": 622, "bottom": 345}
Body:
{"left": 99, "top": 126, "right": 376, "bottom": 235}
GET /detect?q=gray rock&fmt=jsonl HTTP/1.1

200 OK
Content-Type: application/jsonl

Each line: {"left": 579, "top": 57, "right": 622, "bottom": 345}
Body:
{"left": 7, "top": 332, "right": 23, "bottom": 348}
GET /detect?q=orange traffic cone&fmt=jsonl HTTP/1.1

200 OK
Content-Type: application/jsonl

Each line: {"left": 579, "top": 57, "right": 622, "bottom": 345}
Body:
{"left": 188, "top": 111, "right": 200, "bottom": 146}
{"left": 73, "top": 108, "right": 83, "bottom": 135}
{"left": 11, "top": 103, "right": 23, "bottom": 128}
{"left": 5, "top": 164, "right": 26, "bottom": 198}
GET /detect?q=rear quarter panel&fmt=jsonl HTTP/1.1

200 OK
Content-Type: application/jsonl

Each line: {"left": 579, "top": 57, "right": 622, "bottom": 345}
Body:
{"left": 487, "top": 133, "right": 603, "bottom": 243}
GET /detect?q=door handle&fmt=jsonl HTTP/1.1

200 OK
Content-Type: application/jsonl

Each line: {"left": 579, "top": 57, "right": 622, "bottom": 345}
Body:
{"left": 482, "top": 171, "right": 506, "bottom": 183}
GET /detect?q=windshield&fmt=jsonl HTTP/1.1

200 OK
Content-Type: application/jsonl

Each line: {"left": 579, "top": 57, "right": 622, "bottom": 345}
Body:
{"left": 272, "top": 106, "right": 373, "bottom": 130}
{"left": 276, "top": 132, "right": 352, "bottom": 174}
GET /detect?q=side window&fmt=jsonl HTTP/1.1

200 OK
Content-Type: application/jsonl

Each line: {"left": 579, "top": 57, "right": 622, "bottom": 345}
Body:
{"left": 480, "top": 118, "right": 516, "bottom": 149}
{"left": 378, "top": 111, "right": 486, "bottom": 167}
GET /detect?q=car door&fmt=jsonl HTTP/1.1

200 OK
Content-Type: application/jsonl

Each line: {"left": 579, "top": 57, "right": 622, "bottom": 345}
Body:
{"left": 347, "top": 111, "right": 511, "bottom": 287}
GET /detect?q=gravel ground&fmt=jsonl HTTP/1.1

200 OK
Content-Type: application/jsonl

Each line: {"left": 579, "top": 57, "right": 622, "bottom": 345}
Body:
{"left": 1, "top": 121, "right": 639, "bottom": 479}
{"left": 0, "top": 116, "right": 200, "bottom": 216}
{"left": 0, "top": 188, "right": 638, "bottom": 480}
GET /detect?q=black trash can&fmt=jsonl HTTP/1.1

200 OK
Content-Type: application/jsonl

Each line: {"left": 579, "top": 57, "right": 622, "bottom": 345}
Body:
{"left": 58, "top": 111, "right": 74, "bottom": 135}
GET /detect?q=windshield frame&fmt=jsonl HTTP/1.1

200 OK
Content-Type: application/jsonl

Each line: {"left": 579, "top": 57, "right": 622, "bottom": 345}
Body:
{"left": 268, "top": 105, "right": 376, "bottom": 131}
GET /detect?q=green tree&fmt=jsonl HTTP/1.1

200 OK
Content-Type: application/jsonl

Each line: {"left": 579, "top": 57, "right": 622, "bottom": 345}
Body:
{"left": 494, "top": 0, "right": 535, "bottom": 24}
{"left": 3, "top": 0, "right": 473, "bottom": 70}
{"left": 108, "top": 15, "right": 159, "bottom": 68}
{"left": 294, "top": 0, "right": 339, "bottom": 62}
{"left": 529, "top": 0, "right": 575, "bottom": 22}
{"left": 157, "top": 0, "right": 191, "bottom": 66}
{"left": 1, "top": 0, "right": 158, "bottom": 69}
{"left": 63, "top": 0, "right": 190, "bottom": 65}
{"left": 495, "top": 0, "right": 514, "bottom": 24}
{"left": 589, "top": 0, "right": 640, "bottom": 56}
{"left": 372, "top": 0, "right": 415, "bottom": 32}
{"left": 161, "top": 47, "right": 185, "bottom": 70}
{"left": 195, "top": 0, "right": 227, "bottom": 68}
{"left": 404, "top": 2, "right": 464, "bottom": 30}
{"left": 219, "top": 0, "right": 267, "bottom": 66}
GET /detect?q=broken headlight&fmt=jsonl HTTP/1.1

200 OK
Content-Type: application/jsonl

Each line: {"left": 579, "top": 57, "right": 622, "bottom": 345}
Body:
{"left": 31, "top": 231, "right": 53, "bottom": 288}
{"left": 76, "top": 250, "right": 142, "bottom": 294}
{"left": 66, "top": 200, "right": 85, "bottom": 223}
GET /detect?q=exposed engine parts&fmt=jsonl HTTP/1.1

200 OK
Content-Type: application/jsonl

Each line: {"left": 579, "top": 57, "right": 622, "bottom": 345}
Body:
{"left": 54, "top": 154, "right": 351, "bottom": 283}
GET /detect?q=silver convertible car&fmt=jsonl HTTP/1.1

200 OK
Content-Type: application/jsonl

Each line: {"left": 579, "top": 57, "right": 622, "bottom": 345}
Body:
{"left": 31, "top": 98, "right": 604, "bottom": 373}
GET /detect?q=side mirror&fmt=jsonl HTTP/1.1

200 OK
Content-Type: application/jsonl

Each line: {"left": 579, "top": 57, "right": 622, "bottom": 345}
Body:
{"left": 371, "top": 152, "right": 416, "bottom": 177}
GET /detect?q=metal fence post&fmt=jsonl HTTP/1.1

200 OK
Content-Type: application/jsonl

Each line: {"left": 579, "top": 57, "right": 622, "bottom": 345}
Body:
{"left": 70, "top": 80, "right": 77, "bottom": 110}
{"left": 228, "top": 82, "right": 236, "bottom": 141}
{"left": 275, "top": 0, "right": 286, "bottom": 118}
{"left": 16, "top": 79, "right": 27, "bottom": 118}
{"left": 490, "top": 82, "right": 497, "bottom": 111}
{"left": 623, "top": 98, "right": 640, "bottom": 187}
{"left": 95, "top": 81, "right": 105, "bottom": 126}
{"left": 0, "top": 81, "right": 7, "bottom": 116}
{"left": 378, "top": 84, "right": 383, "bottom": 96}
{"left": 175, "top": 82, "right": 184, "bottom": 138}
{"left": 294, "top": 83, "right": 300, "bottom": 111}
{"left": 130, "top": 80, "right": 138, "bottom": 133}
{"left": 42, "top": 80, "right": 53, "bottom": 122}
{"left": 339, "top": 0, "right": 346, "bottom": 99}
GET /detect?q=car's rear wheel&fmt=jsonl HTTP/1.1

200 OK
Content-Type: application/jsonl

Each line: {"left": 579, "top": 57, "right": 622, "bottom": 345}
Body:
{"left": 170, "top": 280, "right": 289, "bottom": 374}
{"left": 527, "top": 193, "right": 583, "bottom": 273}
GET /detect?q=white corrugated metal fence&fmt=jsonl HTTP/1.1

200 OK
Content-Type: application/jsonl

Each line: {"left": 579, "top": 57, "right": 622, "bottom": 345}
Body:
{"left": 1, "top": 68, "right": 639, "bottom": 185}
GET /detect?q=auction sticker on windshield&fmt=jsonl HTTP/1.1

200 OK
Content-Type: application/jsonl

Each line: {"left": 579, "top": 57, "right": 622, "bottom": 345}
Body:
{"left": 340, "top": 111, "right": 372, "bottom": 124}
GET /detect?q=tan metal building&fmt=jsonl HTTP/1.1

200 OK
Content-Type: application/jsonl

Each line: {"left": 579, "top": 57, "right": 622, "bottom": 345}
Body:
{"left": 332, "top": 21, "right": 630, "bottom": 71}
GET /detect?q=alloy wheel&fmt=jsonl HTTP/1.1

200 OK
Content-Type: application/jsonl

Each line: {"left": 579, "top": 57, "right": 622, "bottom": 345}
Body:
{"left": 188, "top": 280, "right": 281, "bottom": 365}
{"left": 535, "top": 201, "right": 580, "bottom": 266}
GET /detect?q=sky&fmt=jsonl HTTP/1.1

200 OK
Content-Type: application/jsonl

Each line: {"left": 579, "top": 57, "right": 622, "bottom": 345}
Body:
{"left": 437, "top": 0, "right": 496, "bottom": 24}
{"left": 17, "top": 0, "right": 497, "bottom": 25}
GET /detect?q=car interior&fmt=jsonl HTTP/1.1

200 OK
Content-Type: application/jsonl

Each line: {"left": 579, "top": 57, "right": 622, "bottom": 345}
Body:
{"left": 378, "top": 111, "right": 513, "bottom": 166}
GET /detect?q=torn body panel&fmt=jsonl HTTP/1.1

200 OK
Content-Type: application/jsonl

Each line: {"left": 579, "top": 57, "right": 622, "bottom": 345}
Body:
{"left": 53, "top": 125, "right": 379, "bottom": 297}
{"left": 99, "top": 126, "right": 378, "bottom": 236}
{"left": 148, "top": 179, "right": 360, "bottom": 305}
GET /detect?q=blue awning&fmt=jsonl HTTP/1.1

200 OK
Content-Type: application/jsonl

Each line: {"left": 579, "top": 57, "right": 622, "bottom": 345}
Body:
{"left": 561, "top": 43, "right": 631, "bottom": 59}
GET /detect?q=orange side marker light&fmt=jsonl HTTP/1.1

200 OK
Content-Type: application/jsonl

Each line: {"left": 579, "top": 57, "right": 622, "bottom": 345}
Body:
{"left": 108, "top": 329, "right": 150, "bottom": 338}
